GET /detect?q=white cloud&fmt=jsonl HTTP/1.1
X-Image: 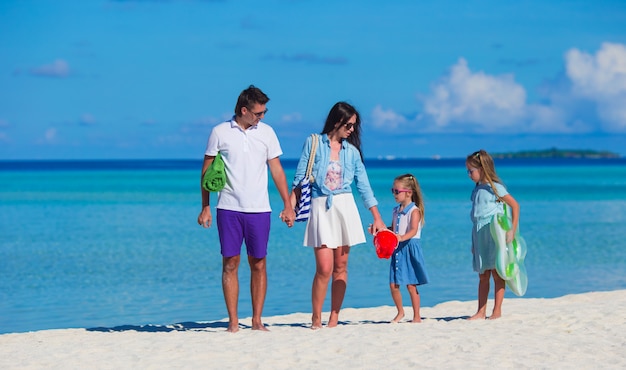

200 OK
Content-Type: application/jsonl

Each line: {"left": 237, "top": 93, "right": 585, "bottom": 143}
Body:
{"left": 281, "top": 112, "right": 303, "bottom": 123}
{"left": 524, "top": 104, "right": 590, "bottom": 133}
{"left": 417, "top": 43, "right": 626, "bottom": 134}
{"left": 565, "top": 42, "right": 626, "bottom": 131}
{"left": 0, "top": 119, "right": 12, "bottom": 143}
{"left": 371, "top": 105, "right": 407, "bottom": 129}
{"left": 44, "top": 128, "right": 57, "bottom": 142}
{"left": 30, "top": 59, "right": 70, "bottom": 78}
{"left": 80, "top": 114, "right": 96, "bottom": 126}
{"left": 180, "top": 115, "right": 222, "bottom": 134}
{"left": 423, "top": 58, "right": 527, "bottom": 131}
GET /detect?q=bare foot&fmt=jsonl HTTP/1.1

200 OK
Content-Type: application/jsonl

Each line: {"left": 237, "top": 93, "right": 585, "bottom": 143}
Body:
{"left": 226, "top": 323, "right": 240, "bottom": 333}
{"left": 488, "top": 311, "right": 502, "bottom": 320}
{"left": 468, "top": 312, "right": 486, "bottom": 320}
{"left": 327, "top": 313, "right": 339, "bottom": 328}
{"left": 410, "top": 317, "right": 422, "bottom": 323}
{"left": 311, "top": 314, "right": 322, "bottom": 330}
{"left": 391, "top": 312, "right": 405, "bottom": 323}
{"left": 251, "top": 319, "right": 269, "bottom": 331}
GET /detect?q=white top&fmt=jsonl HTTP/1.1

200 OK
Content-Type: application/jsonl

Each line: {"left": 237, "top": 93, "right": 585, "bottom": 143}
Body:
{"left": 204, "top": 117, "right": 283, "bottom": 212}
{"left": 393, "top": 202, "right": 422, "bottom": 239}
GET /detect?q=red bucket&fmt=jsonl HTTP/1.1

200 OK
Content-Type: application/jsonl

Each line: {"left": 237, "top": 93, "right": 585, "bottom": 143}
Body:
{"left": 373, "top": 229, "right": 398, "bottom": 259}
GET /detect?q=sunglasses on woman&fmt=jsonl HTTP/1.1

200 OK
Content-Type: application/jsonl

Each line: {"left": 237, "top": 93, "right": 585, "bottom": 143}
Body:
{"left": 344, "top": 122, "right": 356, "bottom": 130}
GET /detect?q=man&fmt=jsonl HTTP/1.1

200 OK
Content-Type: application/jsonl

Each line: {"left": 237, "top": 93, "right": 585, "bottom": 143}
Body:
{"left": 197, "top": 85, "right": 295, "bottom": 332}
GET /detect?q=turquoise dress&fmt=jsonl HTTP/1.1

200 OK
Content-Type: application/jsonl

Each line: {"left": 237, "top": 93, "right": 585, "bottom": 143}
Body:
{"left": 389, "top": 203, "right": 429, "bottom": 285}
{"left": 470, "top": 182, "right": 509, "bottom": 273}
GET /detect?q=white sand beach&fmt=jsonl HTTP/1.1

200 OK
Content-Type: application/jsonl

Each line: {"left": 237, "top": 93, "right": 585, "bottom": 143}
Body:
{"left": 1, "top": 290, "right": 624, "bottom": 369}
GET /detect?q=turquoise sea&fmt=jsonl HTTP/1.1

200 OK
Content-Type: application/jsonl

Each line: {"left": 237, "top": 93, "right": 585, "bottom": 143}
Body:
{"left": 1, "top": 158, "right": 626, "bottom": 334}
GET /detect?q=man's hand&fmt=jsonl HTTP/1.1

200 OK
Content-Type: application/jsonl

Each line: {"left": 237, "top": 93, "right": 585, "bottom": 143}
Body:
{"left": 198, "top": 207, "right": 212, "bottom": 228}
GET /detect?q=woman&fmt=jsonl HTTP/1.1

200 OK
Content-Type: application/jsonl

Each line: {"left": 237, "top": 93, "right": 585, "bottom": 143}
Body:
{"left": 291, "top": 102, "right": 386, "bottom": 329}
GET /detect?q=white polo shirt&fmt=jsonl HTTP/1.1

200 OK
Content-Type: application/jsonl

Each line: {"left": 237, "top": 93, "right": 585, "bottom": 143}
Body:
{"left": 204, "top": 117, "right": 283, "bottom": 212}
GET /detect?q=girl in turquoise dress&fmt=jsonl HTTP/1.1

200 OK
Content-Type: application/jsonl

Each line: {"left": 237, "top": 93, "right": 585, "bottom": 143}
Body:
{"left": 388, "top": 173, "right": 429, "bottom": 323}
{"left": 466, "top": 149, "right": 520, "bottom": 320}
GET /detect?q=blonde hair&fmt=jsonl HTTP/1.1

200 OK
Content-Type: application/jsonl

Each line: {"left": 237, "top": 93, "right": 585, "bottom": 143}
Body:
{"left": 466, "top": 149, "right": 505, "bottom": 201}
{"left": 394, "top": 173, "right": 425, "bottom": 225}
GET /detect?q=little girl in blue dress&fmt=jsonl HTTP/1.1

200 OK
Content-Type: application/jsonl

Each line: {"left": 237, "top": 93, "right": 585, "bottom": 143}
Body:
{"left": 388, "top": 173, "right": 429, "bottom": 323}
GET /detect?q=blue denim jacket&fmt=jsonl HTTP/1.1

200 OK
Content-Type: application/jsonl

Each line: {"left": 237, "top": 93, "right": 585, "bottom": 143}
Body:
{"left": 292, "top": 134, "right": 378, "bottom": 210}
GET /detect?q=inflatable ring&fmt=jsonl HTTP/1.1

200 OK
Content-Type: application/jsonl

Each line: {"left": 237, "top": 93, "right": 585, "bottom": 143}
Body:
{"left": 490, "top": 206, "right": 528, "bottom": 296}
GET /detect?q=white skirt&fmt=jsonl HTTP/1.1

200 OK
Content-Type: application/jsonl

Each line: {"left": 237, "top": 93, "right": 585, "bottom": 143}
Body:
{"left": 304, "top": 193, "right": 367, "bottom": 248}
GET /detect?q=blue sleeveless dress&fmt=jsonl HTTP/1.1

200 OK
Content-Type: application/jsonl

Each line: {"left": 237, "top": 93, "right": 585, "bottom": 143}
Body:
{"left": 389, "top": 203, "right": 430, "bottom": 285}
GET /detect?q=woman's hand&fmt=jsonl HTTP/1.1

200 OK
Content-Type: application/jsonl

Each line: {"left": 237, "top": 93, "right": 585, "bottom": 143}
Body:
{"left": 368, "top": 206, "right": 387, "bottom": 234}
{"left": 289, "top": 191, "right": 297, "bottom": 210}
{"left": 369, "top": 219, "right": 388, "bottom": 235}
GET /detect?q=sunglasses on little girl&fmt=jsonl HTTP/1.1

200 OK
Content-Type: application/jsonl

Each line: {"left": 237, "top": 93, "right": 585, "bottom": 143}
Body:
{"left": 390, "top": 188, "right": 410, "bottom": 195}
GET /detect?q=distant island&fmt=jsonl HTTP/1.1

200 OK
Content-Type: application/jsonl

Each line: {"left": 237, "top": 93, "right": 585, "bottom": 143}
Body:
{"left": 492, "top": 148, "right": 621, "bottom": 159}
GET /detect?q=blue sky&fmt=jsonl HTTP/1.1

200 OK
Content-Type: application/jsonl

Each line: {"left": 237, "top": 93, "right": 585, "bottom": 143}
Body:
{"left": 1, "top": 0, "right": 625, "bottom": 160}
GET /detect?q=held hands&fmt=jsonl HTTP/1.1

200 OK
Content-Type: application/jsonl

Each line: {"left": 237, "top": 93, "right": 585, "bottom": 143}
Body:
{"left": 276, "top": 191, "right": 297, "bottom": 228}
{"left": 279, "top": 207, "right": 296, "bottom": 228}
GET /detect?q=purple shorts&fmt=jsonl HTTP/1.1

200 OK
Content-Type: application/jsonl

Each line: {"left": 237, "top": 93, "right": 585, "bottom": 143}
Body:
{"left": 216, "top": 209, "right": 271, "bottom": 258}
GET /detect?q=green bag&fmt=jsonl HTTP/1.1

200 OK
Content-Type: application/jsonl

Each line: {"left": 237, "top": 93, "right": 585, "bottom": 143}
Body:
{"left": 202, "top": 152, "right": 226, "bottom": 192}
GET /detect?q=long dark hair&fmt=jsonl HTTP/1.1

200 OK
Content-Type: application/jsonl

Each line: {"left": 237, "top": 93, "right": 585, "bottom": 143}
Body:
{"left": 321, "top": 102, "right": 363, "bottom": 160}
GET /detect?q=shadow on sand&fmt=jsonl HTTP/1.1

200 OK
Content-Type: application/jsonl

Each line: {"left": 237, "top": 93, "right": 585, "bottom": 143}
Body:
{"left": 87, "top": 315, "right": 469, "bottom": 333}
{"left": 87, "top": 320, "right": 311, "bottom": 333}
{"left": 431, "top": 316, "right": 470, "bottom": 321}
{"left": 87, "top": 321, "right": 231, "bottom": 333}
